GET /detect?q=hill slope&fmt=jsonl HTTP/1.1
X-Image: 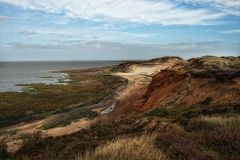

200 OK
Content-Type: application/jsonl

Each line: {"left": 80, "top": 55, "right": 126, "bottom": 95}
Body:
{"left": 0, "top": 56, "right": 240, "bottom": 160}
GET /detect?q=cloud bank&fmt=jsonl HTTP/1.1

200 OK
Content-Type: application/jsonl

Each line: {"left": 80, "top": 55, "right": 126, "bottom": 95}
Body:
{"left": 0, "top": 0, "right": 226, "bottom": 25}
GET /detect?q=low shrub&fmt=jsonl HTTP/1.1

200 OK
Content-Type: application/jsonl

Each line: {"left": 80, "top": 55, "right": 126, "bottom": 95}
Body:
{"left": 90, "top": 123, "right": 120, "bottom": 138}
{"left": 181, "top": 109, "right": 202, "bottom": 119}
{"left": 205, "top": 127, "right": 240, "bottom": 158}
{"left": 154, "top": 130, "right": 211, "bottom": 160}
{"left": 144, "top": 108, "right": 175, "bottom": 118}
{"left": 184, "top": 119, "right": 218, "bottom": 132}
{"left": 202, "top": 106, "right": 234, "bottom": 115}
{"left": 190, "top": 69, "right": 240, "bottom": 82}
{"left": 181, "top": 115, "right": 240, "bottom": 159}
{"left": 167, "top": 143, "right": 205, "bottom": 160}
{"left": 19, "top": 132, "right": 45, "bottom": 153}
{"left": 182, "top": 105, "right": 239, "bottom": 119}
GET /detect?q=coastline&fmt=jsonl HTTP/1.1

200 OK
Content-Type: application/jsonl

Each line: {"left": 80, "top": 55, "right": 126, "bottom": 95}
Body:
{"left": 0, "top": 61, "right": 122, "bottom": 92}
{"left": 0, "top": 64, "right": 127, "bottom": 128}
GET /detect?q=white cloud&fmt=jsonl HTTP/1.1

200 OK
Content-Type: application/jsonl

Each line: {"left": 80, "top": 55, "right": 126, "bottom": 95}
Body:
{"left": 176, "top": 0, "right": 240, "bottom": 16}
{"left": 0, "top": 0, "right": 224, "bottom": 25}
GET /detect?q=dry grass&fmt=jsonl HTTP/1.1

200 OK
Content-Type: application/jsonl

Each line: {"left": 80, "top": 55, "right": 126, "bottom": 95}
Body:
{"left": 78, "top": 134, "right": 168, "bottom": 160}
{"left": 199, "top": 115, "right": 240, "bottom": 130}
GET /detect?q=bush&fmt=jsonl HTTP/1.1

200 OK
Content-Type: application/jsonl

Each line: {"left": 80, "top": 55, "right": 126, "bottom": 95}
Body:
{"left": 181, "top": 109, "right": 202, "bottom": 119}
{"left": 144, "top": 108, "right": 175, "bottom": 118}
{"left": 90, "top": 123, "right": 120, "bottom": 138}
{"left": 205, "top": 127, "right": 240, "bottom": 158}
{"left": 190, "top": 69, "right": 240, "bottom": 82}
{"left": 184, "top": 119, "right": 218, "bottom": 132}
{"left": 154, "top": 131, "right": 211, "bottom": 160}
{"left": 202, "top": 106, "right": 234, "bottom": 115}
{"left": 167, "top": 143, "right": 203, "bottom": 160}
{"left": 18, "top": 132, "right": 45, "bottom": 153}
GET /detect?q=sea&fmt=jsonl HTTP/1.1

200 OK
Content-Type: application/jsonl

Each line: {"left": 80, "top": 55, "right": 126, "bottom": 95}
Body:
{"left": 0, "top": 61, "right": 121, "bottom": 92}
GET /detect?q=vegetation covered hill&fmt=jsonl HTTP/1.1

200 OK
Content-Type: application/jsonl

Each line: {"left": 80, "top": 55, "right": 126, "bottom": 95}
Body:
{"left": 0, "top": 56, "right": 239, "bottom": 160}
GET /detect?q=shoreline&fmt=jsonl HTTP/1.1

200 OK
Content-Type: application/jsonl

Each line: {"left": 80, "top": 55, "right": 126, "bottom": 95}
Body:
{"left": 0, "top": 64, "right": 127, "bottom": 128}
{"left": 0, "top": 61, "right": 122, "bottom": 93}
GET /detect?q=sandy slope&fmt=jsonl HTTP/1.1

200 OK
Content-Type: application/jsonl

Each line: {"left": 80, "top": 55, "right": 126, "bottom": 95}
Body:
{"left": 4, "top": 118, "right": 94, "bottom": 154}
{"left": 112, "top": 59, "right": 179, "bottom": 115}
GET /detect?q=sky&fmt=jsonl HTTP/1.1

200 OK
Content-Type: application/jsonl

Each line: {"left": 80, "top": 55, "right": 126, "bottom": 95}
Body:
{"left": 0, "top": 0, "right": 240, "bottom": 61}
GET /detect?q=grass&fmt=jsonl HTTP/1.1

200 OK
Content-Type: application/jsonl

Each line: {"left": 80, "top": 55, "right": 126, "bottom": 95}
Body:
{"left": 10, "top": 118, "right": 144, "bottom": 160}
{"left": 78, "top": 134, "right": 168, "bottom": 160}
{"left": 0, "top": 69, "right": 126, "bottom": 128}
{"left": 199, "top": 116, "right": 240, "bottom": 131}
{"left": 4, "top": 113, "right": 240, "bottom": 160}
{"left": 1, "top": 56, "right": 239, "bottom": 159}
{"left": 42, "top": 108, "right": 98, "bottom": 129}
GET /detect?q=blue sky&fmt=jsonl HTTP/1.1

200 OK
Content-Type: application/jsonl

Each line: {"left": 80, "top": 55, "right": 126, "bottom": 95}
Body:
{"left": 0, "top": 0, "right": 239, "bottom": 61}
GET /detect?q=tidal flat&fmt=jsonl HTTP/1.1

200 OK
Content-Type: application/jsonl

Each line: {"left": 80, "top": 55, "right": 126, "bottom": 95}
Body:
{"left": 0, "top": 67, "right": 126, "bottom": 128}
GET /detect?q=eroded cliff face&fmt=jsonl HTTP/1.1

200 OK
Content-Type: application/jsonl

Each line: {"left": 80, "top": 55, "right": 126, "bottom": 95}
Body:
{"left": 141, "top": 70, "right": 240, "bottom": 111}
{"left": 113, "top": 56, "right": 240, "bottom": 115}
{"left": 111, "top": 57, "right": 184, "bottom": 116}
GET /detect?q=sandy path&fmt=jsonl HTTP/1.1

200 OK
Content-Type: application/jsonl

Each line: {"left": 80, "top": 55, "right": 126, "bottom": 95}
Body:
{"left": 42, "top": 118, "right": 95, "bottom": 137}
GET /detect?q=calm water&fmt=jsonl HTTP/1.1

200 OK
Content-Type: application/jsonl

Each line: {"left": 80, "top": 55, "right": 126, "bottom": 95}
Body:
{"left": 0, "top": 61, "right": 121, "bottom": 92}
